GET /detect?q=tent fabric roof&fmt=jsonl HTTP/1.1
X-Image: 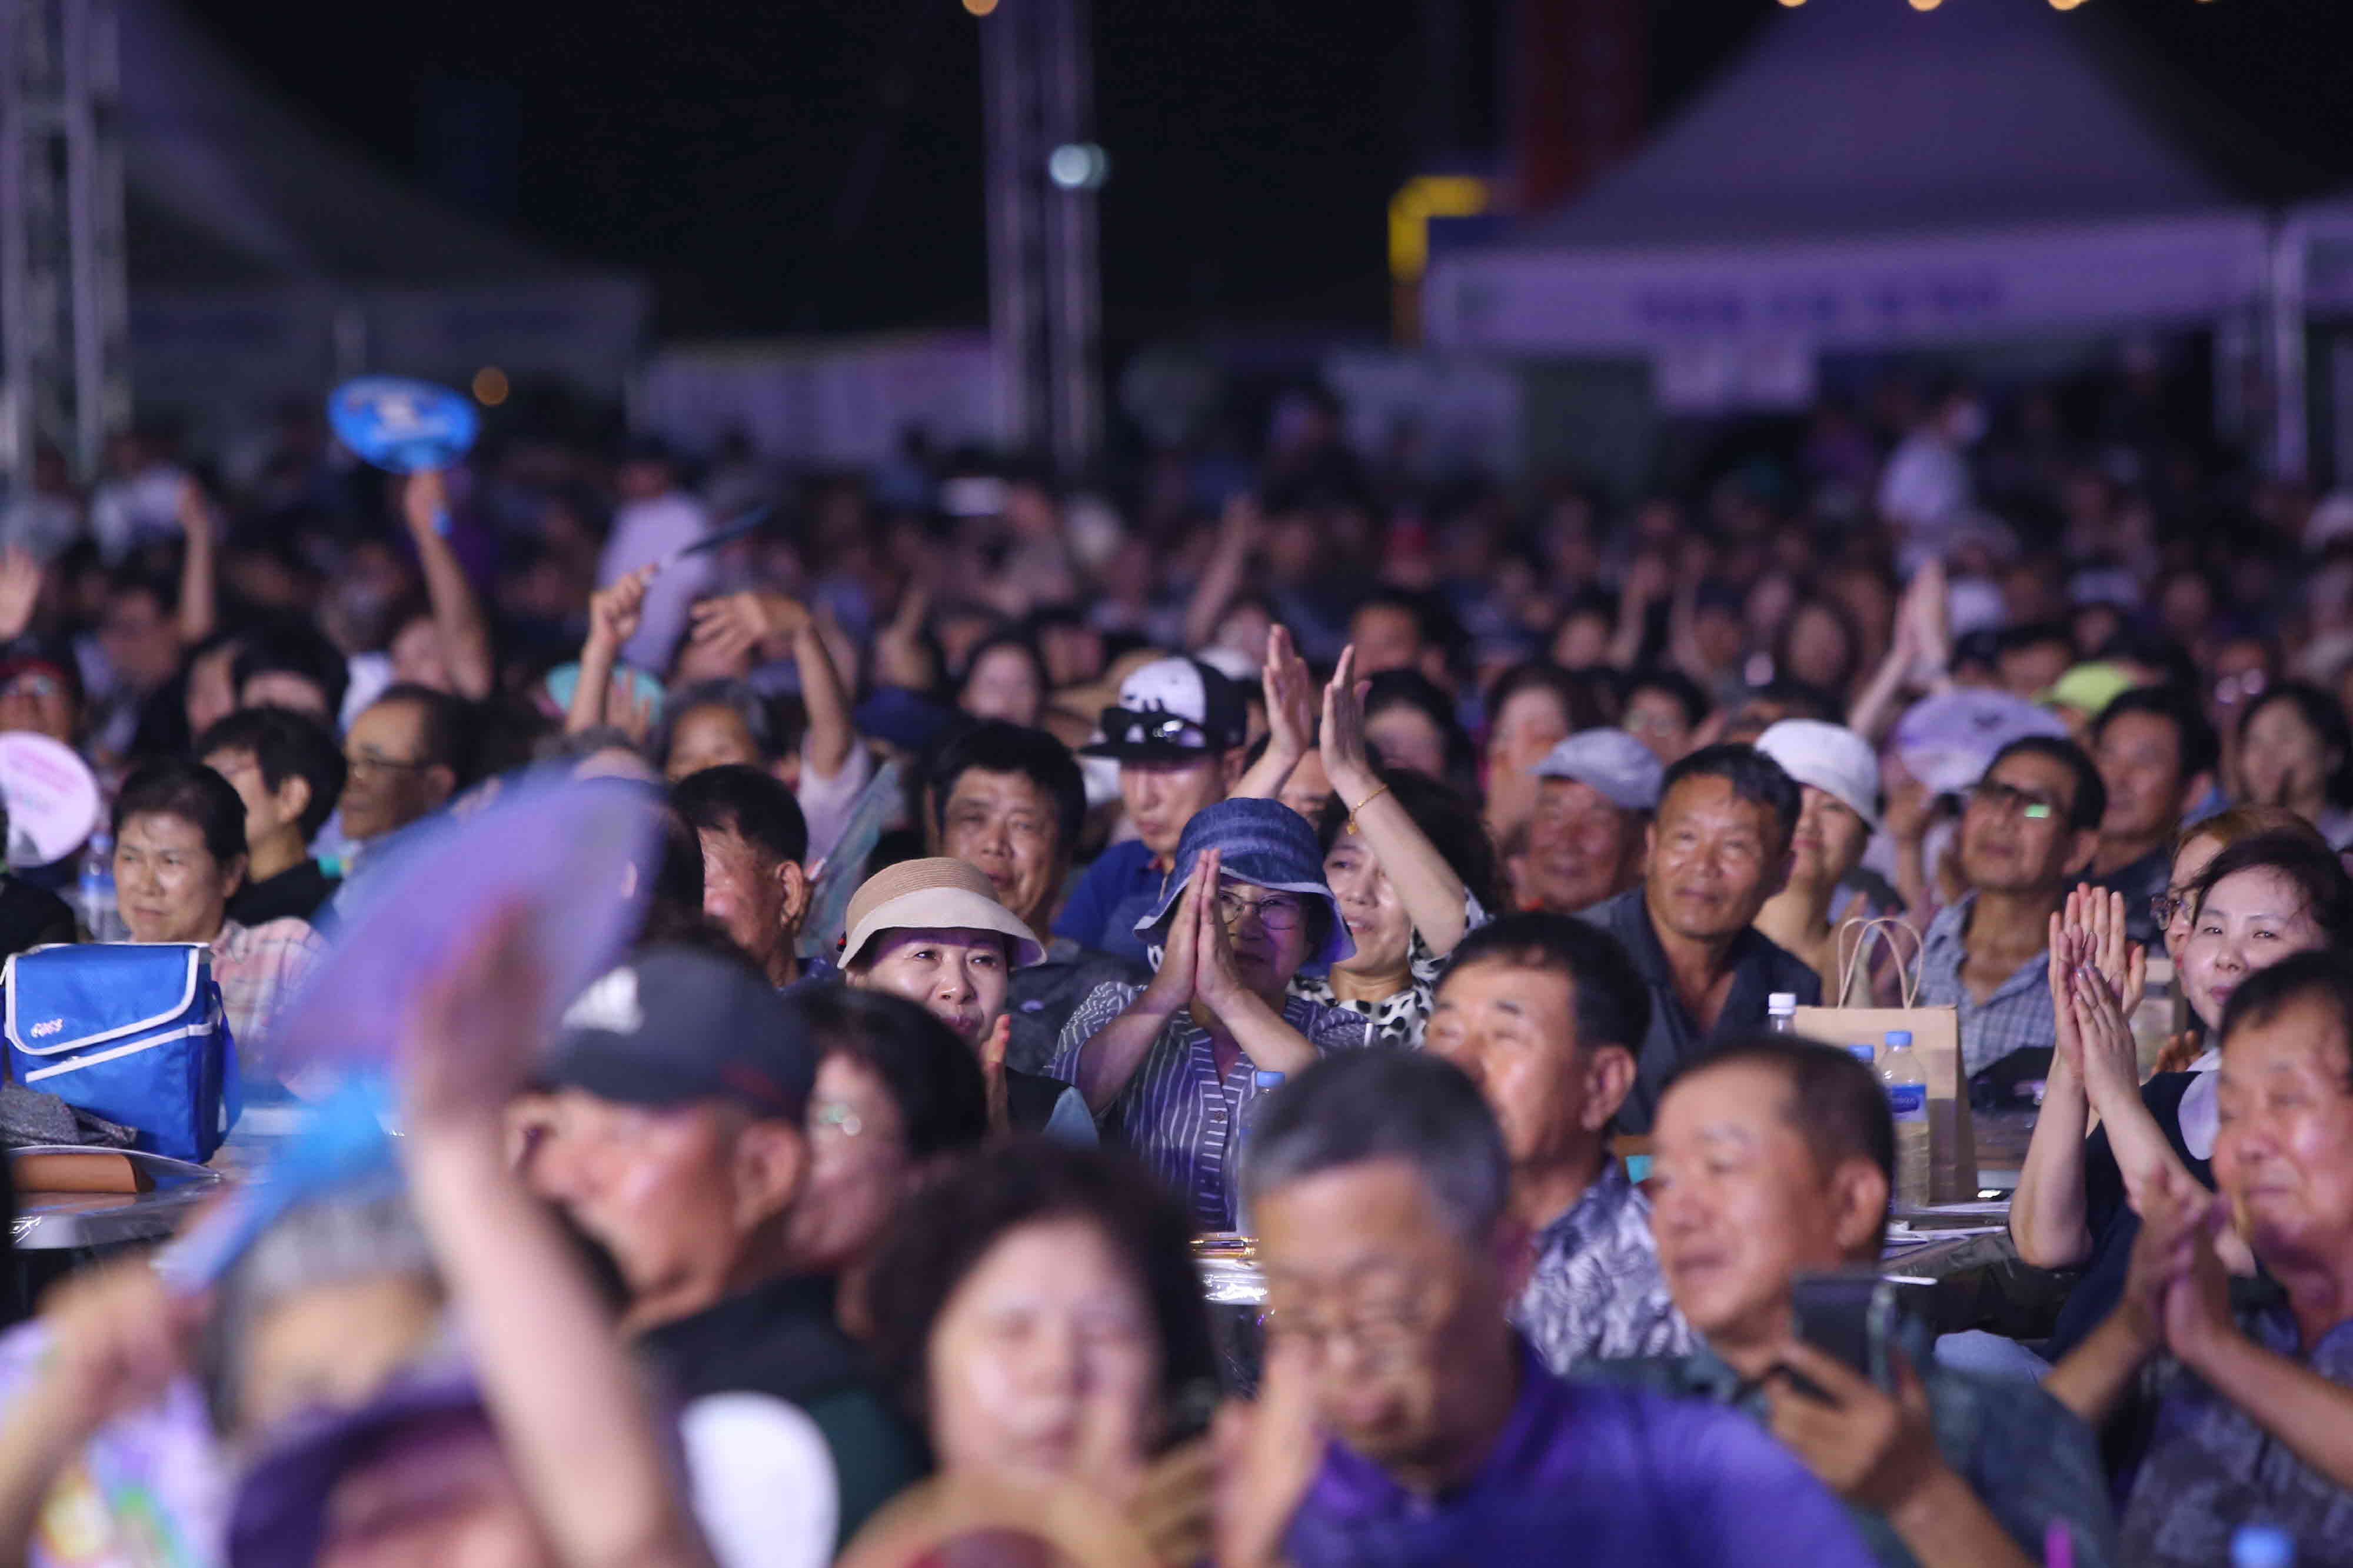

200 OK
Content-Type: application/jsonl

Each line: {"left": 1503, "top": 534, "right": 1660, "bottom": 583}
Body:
{"left": 121, "top": 5, "right": 627, "bottom": 291}
{"left": 1505, "top": 0, "right": 2270, "bottom": 254}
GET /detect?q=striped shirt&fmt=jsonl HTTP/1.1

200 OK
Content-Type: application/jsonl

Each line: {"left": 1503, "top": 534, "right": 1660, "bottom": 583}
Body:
{"left": 1047, "top": 982, "right": 1374, "bottom": 1231}
{"left": 1916, "top": 894, "right": 2057, "bottom": 1076}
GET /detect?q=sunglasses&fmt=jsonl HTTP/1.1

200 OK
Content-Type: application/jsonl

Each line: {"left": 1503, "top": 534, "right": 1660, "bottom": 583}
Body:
{"left": 1103, "top": 708, "right": 1206, "bottom": 750}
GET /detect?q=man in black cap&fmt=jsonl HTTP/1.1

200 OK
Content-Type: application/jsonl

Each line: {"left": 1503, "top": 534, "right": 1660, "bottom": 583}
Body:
{"left": 1056, "top": 654, "right": 1253, "bottom": 964}
{"left": 520, "top": 943, "right": 924, "bottom": 1556}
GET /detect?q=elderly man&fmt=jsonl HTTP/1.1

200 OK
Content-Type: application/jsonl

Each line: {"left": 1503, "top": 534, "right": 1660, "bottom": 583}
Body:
{"left": 2087, "top": 685, "right": 2217, "bottom": 947}
{"left": 1576, "top": 744, "right": 1819, "bottom": 1133}
{"left": 1426, "top": 912, "right": 1691, "bottom": 1370}
{"left": 1609, "top": 1037, "right": 2118, "bottom": 1568}
{"left": 1056, "top": 655, "right": 1252, "bottom": 963}
{"left": 1050, "top": 797, "right": 1371, "bottom": 1231}
{"left": 337, "top": 684, "right": 475, "bottom": 862}
{"left": 840, "top": 856, "right": 1092, "bottom": 1141}
{"left": 2048, "top": 951, "right": 2353, "bottom": 1565}
{"left": 522, "top": 946, "right": 925, "bottom": 1556}
{"left": 671, "top": 763, "right": 814, "bottom": 993}
{"left": 1219, "top": 1051, "right": 1874, "bottom": 1568}
{"left": 928, "top": 720, "right": 1146, "bottom": 1073}
{"left": 1912, "top": 736, "right": 2105, "bottom": 1076}
{"left": 1522, "top": 728, "right": 1661, "bottom": 916}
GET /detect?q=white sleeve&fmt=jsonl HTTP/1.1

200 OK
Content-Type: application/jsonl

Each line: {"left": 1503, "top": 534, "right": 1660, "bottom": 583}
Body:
{"left": 795, "top": 743, "right": 875, "bottom": 865}
{"left": 680, "top": 1392, "right": 840, "bottom": 1568}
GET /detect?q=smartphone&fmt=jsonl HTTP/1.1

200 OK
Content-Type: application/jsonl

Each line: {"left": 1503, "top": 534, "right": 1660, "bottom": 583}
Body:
{"left": 1789, "top": 1269, "right": 1900, "bottom": 1393}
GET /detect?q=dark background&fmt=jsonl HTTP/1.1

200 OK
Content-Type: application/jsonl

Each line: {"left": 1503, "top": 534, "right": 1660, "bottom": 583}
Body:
{"left": 191, "top": 0, "right": 2353, "bottom": 344}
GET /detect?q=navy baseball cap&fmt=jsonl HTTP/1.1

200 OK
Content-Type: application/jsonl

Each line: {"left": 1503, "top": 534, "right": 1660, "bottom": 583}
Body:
{"left": 541, "top": 946, "right": 816, "bottom": 1122}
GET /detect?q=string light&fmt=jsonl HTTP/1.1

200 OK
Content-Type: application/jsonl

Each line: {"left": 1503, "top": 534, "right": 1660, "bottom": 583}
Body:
{"left": 962, "top": 0, "right": 997, "bottom": 14}
{"left": 1777, "top": 0, "right": 1805, "bottom": 8}
{"left": 2049, "top": 0, "right": 2088, "bottom": 11}
{"left": 1908, "top": 0, "right": 1940, "bottom": 12}
{"left": 471, "top": 367, "right": 509, "bottom": 407}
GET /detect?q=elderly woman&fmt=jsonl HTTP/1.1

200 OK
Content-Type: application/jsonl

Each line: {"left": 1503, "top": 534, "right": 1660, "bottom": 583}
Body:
{"left": 840, "top": 857, "right": 1093, "bottom": 1143}
{"left": 111, "top": 758, "right": 324, "bottom": 1084}
{"left": 861, "top": 1138, "right": 1220, "bottom": 1564}
{"left": 1049, "top": 795, "right": 1370, "bottom": 1231}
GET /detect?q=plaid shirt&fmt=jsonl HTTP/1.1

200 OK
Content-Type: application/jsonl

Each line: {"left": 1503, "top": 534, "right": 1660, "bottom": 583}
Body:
{"left": 210, "top": 917, "right": 325, "bottom": 1080}
{"left": 2119, "top": 1302, "right": 2353, "bottom": 1567}
{"left": 1048, "top": 980, "right": 1373, "bottom": 1231}
{"left": 1513, "top": 1160, "right": 1692, "bottom": 1372}
{"left": 1587, "top": 1317, "right": 2118, "bottom": 1568}
{"left": 1916, "top": 894, "right": 2056, "bottom": 1076}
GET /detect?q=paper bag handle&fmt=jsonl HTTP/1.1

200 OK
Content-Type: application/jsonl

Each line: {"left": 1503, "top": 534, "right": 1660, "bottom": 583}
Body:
{"left": 1836, "top": 916, "right": 1925, "bottom": 1008}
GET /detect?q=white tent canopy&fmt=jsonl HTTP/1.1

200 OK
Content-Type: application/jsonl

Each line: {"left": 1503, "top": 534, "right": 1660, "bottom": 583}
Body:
{"left": 1426, "top": 0, "right": 2278, "bottom": 361}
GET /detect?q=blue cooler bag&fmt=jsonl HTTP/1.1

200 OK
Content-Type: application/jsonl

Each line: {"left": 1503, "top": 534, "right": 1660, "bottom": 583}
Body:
{"left": 3, "top": 944, "right": 239, "bottom": 1163}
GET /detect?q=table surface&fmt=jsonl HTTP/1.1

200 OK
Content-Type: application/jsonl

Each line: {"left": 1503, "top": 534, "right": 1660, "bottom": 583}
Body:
{"left": 12, "top": 1176, "right": 221, "bottom": 1251}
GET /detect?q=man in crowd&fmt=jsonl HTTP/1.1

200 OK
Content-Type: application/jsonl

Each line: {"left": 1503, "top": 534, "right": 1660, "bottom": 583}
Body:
{"left": 231, "top": 616, "right": 350, "bottom": 724}
{"left": 522, "top": 945, "right": 927, "bottom": 1556}
{"left": 1576, "top": 744, "right": 1818, "bottom": 1132}
{"left": 1914, "top": 737, "right": 2104, "bottom": 1076}
{"left": 671, "top": 763, "right": 814, "bottom": 993}
{"left": 1057, "top": 655, "right": 1252, "bottom": 963}
{"left": 2048, "top": 951, "right": 2353, "bottom": 1565}
{"left": 2087, "top": 685, "right": 2218, "bottom": 946}
{"left": 928, "top": 719, "right": 1146, "bottom": 1073}
{"left": 1521, "top": 728, "right": 1661, "bottom": 916}
{"left": 839, "top": 856, "right": 1093, "bottom": 1140}
{"left": 1425, "top": 912, "right": 1692, "bottom": 1369}
{"left": 196, "top": 705, "right": 347, "bottom": 925}
{"left": 1220, "top": 1050, "right": 1875, "bottom": 1567}
{"left": 336, "top": 683, "right": 475, "bottom": 871}
{"left": 1619, "top": 1036, "right": 2118, "bottom": 1568}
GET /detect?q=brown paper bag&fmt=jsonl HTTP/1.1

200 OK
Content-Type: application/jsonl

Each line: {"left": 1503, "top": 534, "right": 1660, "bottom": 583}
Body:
{"left": 1793, "top": 918, "right": 1977, "bottom": 1204}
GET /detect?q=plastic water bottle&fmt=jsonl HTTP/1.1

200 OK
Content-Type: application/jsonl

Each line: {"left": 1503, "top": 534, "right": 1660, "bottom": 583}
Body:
{"left": 78, "top": 830, "right": 127, "bottom": 942}
{"left": 1767, "top": 993, "right": 1798, "bottom": 1034}
{"left": 1881, "top": 1030, "right": 1931, "bottom": 1210}
{"left": 2231, "top": 1524, "right": 2294, "bottom": 1568}
{"left": 1233, "top": 1069, "right": 1287, "bottom": 1239}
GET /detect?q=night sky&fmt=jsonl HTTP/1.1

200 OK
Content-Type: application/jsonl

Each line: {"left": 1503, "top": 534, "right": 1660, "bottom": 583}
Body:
{"left": 190, "top": 0, "right": 2353, "bottom": 348}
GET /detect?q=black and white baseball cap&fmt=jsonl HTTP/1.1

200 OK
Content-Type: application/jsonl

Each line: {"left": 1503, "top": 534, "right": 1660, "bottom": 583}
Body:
{"left": 1080, "top": 656, "right": 1249, "bottom": 762}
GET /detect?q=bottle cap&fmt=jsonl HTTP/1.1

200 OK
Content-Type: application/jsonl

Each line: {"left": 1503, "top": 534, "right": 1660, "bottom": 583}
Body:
{"left": 1885, "top": 1030, "right": 1913, "bottom": 1048}
{"left": 1848, "top": 1044, "right": 1875, "bottom": 1064}
{"left": 1768, "top": 992, "right": 1797, "bottom": 1013}
{"left": 1252, "top": 1070, "right": 1287, "bottom": 1089}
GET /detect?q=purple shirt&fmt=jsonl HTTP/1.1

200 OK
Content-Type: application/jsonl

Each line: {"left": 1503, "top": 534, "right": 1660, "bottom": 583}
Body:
{"left": 1286, "top": 1344, "right": 1876, "bottom": 1568}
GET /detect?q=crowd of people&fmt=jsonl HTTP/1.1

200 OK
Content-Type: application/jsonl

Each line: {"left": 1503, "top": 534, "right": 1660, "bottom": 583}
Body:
{"left": 0, "top": 362, "right": 2345, "bottom": 1565}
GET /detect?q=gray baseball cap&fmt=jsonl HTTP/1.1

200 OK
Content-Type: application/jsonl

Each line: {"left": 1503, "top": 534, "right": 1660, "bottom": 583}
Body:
{"left": 1532, "top": 728, "right": 1664, "bottom": 812}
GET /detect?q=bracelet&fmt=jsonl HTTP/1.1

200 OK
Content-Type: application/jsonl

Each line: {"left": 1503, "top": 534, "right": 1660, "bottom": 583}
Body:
{"left": 1346, "top": 783, "right": 1391, "bottom": 834}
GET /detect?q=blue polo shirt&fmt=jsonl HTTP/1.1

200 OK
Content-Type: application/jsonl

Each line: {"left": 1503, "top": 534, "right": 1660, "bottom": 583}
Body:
{"left": 1051, "top": 839, "right": 1163, "bottom": 964}
{"left": 1286, "top": 1343, "right": 1874, "bottom": 1568}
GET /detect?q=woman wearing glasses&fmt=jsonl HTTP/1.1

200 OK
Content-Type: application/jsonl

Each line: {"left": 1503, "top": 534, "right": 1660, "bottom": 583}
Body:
{"left": 2009, "top": 814, "right": 2353, "bottom": 1363}
{"left": 1046, "top": 794, "right": 1373, "bottom": 1233}
{"left": 1293, "top": 647, "right": 1497, "bottom": 1050}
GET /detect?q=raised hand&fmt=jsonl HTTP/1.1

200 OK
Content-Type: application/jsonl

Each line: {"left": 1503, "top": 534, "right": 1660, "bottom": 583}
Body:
{"left": 32, "top": 1260, "right": 208, "bottom": 1439}
{"left": 689, "top": 589, "right": 808, "bottom": 666}
{"left": 1260, "top": 625, "right": 1315, "bottom": 762}
{"left": 2066, "top": 958, "right": 2144, "bottom": 1114}
{"left": 980, "top": 1014, "right": 1013, "bottom": 1137}
{"left": 397, "top": 902, "right": 548, "bottom": 1140}
{"left": 1319, "top": 644, "right": 1374, "bottom": 800}
{"left": 1213, "top": 1330, "right": 1323, "bottom": 1568}
{"left": 1190, "top": 850, "right": 1253, "bottom": 1018}
{"left": 1141, "top": 852, "right": 1210, "bottom": 1016}
{"left": 587, "top": 565, "right": 655, "bottom": 657}
{"left": 607, "top": 672, "right": 657, "bottom": 746}
{"left": 0, "top": 547, "right": 43, "bottom": 642}
{"left": 1765, "top": 1341, "right": 1947, "bottom": 1517}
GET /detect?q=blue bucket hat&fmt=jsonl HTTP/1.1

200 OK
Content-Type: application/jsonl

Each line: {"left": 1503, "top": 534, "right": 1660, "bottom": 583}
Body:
{"left": 1133, "top": 797, "right": 1354, "bottom": 973}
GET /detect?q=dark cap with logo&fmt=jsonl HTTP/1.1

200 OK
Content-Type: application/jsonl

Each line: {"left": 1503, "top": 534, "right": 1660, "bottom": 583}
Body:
{"left": 541, "top": 944, "right": 816, "bottom": 1122}
{"left": 1079, "top": 656, "right": 1249, "bottom": 762}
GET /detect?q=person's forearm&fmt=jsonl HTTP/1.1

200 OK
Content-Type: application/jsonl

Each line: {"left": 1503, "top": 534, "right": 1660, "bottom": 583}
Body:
{"left": 0, "top": 1374, "right": 102, "bottom": 1568}
{"left": 405, "top": 1127, "right": 714, "bottom": 1568}
{"left": 2084, "top": 1078, "right": 2198, "bottom": 1217}
{"left": 1892, "top": 841, "right": 1932, "bottom": 930}
{"left": 2042, "top": 1306, "right": 2157, "bottom": 1428}
{"left": 2009, "top": 1064, "right": 2092, "bottom": 1267}
{"left": 568, "top": 636, "right": 618, "bottom": 736}
{"left": 790, "top": 622, "right": 855, "bottom": 778}
{"left": 1846, "top": 642, "right": 1912, "bottom": 743}
{"left": 177, "top": 518, "right": 215, "bottom": 646}
{"left": 1182, "top": 540, "right": 1249, "bottom": 652}
{"left": 1232, "top": 743, "right": 1302, "bottom": 803}
{"left": 1073, "top": 994, "right": 1181, "bottom": 1113}
{"left": 1213, "top": 993, "right": 1319, "bottom": 1077}
{"left": 1330, "top": 766, "right": 1469, "bottom": 957}
{"left": 2186, "top": 1325, "right": 2353, "bottom": 1487}
{"left": 1885, "top": 1468, "right": 2035, "bottom": 1568}
{"left": 412, "top": 523, "right": 494, "bottom": 700}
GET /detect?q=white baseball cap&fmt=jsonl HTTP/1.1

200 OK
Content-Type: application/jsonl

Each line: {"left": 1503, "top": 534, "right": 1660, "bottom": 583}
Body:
{"left": 1756, "top": 719, "right": 1882, "bottom": 833}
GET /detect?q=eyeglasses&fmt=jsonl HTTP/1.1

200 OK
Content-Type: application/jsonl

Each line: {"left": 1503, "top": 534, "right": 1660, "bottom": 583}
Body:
{"left": 1965, "top": 780, "right": 2059, "bottom": 822}
{"left": 1215, "top": 887, "right": 1307, "bottom": 933}
{"left": 810, "top": 1100, "right": 864, "bottom": 1139}
{"left": 2152, "top": 888, "right": 2191, "bottom": 930}
{"left": 343, "top": 749, "right": 431, "bottom": 779}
